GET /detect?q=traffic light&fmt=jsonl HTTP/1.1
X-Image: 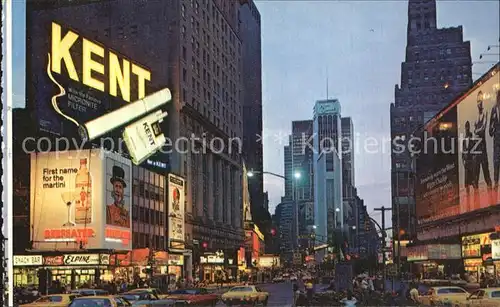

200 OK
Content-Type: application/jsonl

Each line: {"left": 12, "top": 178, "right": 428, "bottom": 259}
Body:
{"left": 202, "top": 241, "right": 208, "bottom": 249}
{"left": 271, "top": 228, "right": 276, "bottom": 236}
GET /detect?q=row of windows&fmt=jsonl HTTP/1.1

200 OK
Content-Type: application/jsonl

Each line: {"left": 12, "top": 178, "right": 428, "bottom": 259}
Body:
{"left": 132, "top": 205, "right": 165, "bottom": 226}
{"left": 133, "top": 233, "right": 165, "bottom": 250}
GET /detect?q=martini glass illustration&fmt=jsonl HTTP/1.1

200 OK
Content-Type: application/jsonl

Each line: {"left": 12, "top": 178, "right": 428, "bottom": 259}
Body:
{"left": 61, "top": 191, "right": 77, "bottom": 227}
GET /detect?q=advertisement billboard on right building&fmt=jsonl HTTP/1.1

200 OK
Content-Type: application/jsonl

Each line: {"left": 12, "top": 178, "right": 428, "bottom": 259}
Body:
{"left": 416, "top": 64, "right": 500, "bottom": 223}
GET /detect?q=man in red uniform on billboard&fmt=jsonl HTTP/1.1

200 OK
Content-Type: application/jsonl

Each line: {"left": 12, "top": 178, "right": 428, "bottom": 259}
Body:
{"left": 107, "top": 166, "right": 130, "bottom": 228}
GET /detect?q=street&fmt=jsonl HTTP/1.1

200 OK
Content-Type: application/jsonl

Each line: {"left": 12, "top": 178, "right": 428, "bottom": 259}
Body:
{"left": 216, "top": 282, "right": 294, "bottom": 306}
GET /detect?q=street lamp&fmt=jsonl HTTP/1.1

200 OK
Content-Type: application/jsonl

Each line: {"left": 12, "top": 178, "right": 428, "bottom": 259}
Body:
{"left": 294, "top": 172, "right": 301, "bottom": 179}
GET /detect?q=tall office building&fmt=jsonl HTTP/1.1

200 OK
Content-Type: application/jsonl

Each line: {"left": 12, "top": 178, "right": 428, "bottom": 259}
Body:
{"left": 313, "top": 99, "right": 344, "bottom": 245}
{"left": 282, "top": 121, "right": 314, "bottom": 249}
{"left": 341, "top": 117, "right": 355, "bottom": 224}
{"left": 275, "top": 201, "right": 299, "bottom": 257}
{"left": 25, "top": 0, "right": 251, "bottom": 274}
{"left": 283, "top": 136, "right": 293, "bottom": 201}
{"left": 390, "top": 0, "right": 472, "bottom": 241}
{"left": 291, "top": 120, "right": 314, "bottom": 202}
{"left": 341, "top": 117, "right": 355, "bottom": 194}
{"left": 177, "top": 0, "right": 249, "bottom": 248}
{"left": 239, "top": 0, "right": 265, "bottom": 219}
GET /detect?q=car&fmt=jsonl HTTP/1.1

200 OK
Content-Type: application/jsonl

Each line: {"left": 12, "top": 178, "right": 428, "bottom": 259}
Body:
{"left": 290, "top": 275, "right": 298, "bottom": 281}
{"left": 272, "top": 276, "right": 284, "bottom": 283}
{"left": 119, "top": 291, "right": 176, "bottom": 306}
{"left": 221, "top": 285, "right": 269, "bottom": 306}
{"left": 21, "top": 294, "right": 80, "bottom": 306}
{"left": 126, "top": 288, "right": 167, "bottom": 298}
{"left": 165, "top": 288, "right": 218, "bottom": 306}
{"left": 70, "top": 289, "right": 109, "bottom": 297}
{"left": 68, "top": 295, "right": 131, "bottom": 307}
{"left": 465, "top": 287, "right": 500, "bottom": 307}
{"left": 418, "top": 286, "right": 470, "bottom": 306}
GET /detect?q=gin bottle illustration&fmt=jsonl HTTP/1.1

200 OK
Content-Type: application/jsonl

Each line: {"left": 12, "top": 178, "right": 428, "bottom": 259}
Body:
{"left": 74, "top": 158, "right": 92, "bottom": 224}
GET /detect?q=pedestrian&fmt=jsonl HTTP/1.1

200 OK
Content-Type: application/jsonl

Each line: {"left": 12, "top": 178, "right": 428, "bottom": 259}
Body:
{"left": 409, "top": 284, "right": 419, "bottom": 304}
{"left": 305, "top": 279, "right": 314, "bottom": 305}
{"left": 341, "top": 290, "right": 358, "bottom": 307}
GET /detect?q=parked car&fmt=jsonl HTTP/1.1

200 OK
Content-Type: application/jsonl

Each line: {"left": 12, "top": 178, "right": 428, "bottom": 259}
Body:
{"left": 21, "top": 294, "right": 80, "bottom": 306}
{"left": 464, "top": 287, "right": 500, "bottom": 307}
{"left": 221, "top": 285, "right": 269, "bottom": 306}
{"left": 127, "top": 288, "right": 165, "bottom": 298}
{"left": 119, "top": 291, "right": 176, "bottom": 306}
{"left": 418, "top": 286, "right": 470, "bottom": 306}
{"left": 164, "top": 288, "right": 218, "bottom": 306}
{"left": 70, "top": 289, "right": 109, "bottom": 297}
{"left": 69, "top": 295, "right": 131, "bottom": 307}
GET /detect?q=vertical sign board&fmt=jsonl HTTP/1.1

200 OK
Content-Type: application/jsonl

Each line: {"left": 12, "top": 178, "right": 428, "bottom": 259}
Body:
{"left": 103, "top": 151, "right": 132, "bottom": 250}
{"left": 168, "top": 174, "right": 185, "bottom": 251}
{"left": 30, "top": 149, "right": 132, "bottom": 251}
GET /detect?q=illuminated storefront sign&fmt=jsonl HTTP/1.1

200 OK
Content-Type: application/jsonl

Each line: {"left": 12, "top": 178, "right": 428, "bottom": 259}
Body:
{"left": 13, "top": 255, "right": 43, "bottom": 266}
{"left": 462, "top": 233, "right": 492, "bottom": 258}
{"left": 42, "top": 254, "right": 107, "bottom": 266}
{"left": 407, "top": 244, "right": 461, "bottom": 261}
{"left": 407, "top": 246, "right": 429, "bottom": 262}
{"left": 168, "top": 254, "right": 184, "bottom": 266}
{"left": 200, "top": 254, "right": 224, "bottom": 264}
{"left": 44, "top": 256, "right": 64, "bottom": 266}
{"left": 63, "top": 254, "right": 100, "bottom": 265}
{"left": 492, "top": 240, "right": 500, "bottom": 260}
{"left": 259, "top": 256, "right": 280, "bottom": 268}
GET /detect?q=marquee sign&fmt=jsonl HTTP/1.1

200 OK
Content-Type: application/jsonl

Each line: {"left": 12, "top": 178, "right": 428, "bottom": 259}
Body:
{"left": 13, "top": 255, "right": 43, "bottom": 266}
{"left": 63, "top": 254, "right": 100, "bottom": 265}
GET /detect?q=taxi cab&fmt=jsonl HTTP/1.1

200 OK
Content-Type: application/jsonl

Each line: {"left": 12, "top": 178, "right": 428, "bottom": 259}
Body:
{"left": 418, "top": 286, "right": 470, "bottom": 306}
{"left": 21, "top": 294, "right": 79, "bottom": 306}
{"left": 221, "top": 285, "right": 269, "bottom": 306}
{"left": 68, "top": 295, "right": 131, "bottom": 307}
{"left": 464, "top": 287, "right": 500, "bottom": 307}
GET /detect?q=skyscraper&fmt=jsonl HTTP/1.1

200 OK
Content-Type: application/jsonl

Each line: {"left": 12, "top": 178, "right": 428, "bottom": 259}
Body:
{"left": 341, "top": 117, "right": 355, "bottom": 224}
{"left": 341, "top": 117, "right": 355, "bottom": 194}
{"left": 313, "top": 99, "right": 344, "bottom": 245}
{"left": 283, "top": 121, "right": 314, "bottom": 202}
{"left": 239, "top": 0, "right": 265, "bottom": 220}
{"left": 390, "top": 0, "right": 472, "bottom": 243}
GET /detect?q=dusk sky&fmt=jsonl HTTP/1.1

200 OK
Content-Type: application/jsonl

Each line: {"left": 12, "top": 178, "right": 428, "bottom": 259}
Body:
{"left": 10, "top": 1, "right": 500, "bottom": 225}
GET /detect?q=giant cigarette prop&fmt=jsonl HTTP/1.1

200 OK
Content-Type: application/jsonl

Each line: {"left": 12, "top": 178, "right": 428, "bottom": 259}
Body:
{"left": 78, "top": 88, "right": 172, "bottom": 141}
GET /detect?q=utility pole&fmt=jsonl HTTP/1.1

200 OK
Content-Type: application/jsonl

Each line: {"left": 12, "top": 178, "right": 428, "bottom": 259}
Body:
{"left": 374, "top": 206, "right": 392, "bottom": 291}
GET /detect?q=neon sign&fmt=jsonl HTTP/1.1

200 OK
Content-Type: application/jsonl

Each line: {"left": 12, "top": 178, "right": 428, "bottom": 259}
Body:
{"left": 50, "top": 22, "right": 151, "bottom": 102}
{"left": 105, "top": 228, "right": 131, "bottom": 246}
{"left": 44, "top": 228, "right": 95, "bottom": 243}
